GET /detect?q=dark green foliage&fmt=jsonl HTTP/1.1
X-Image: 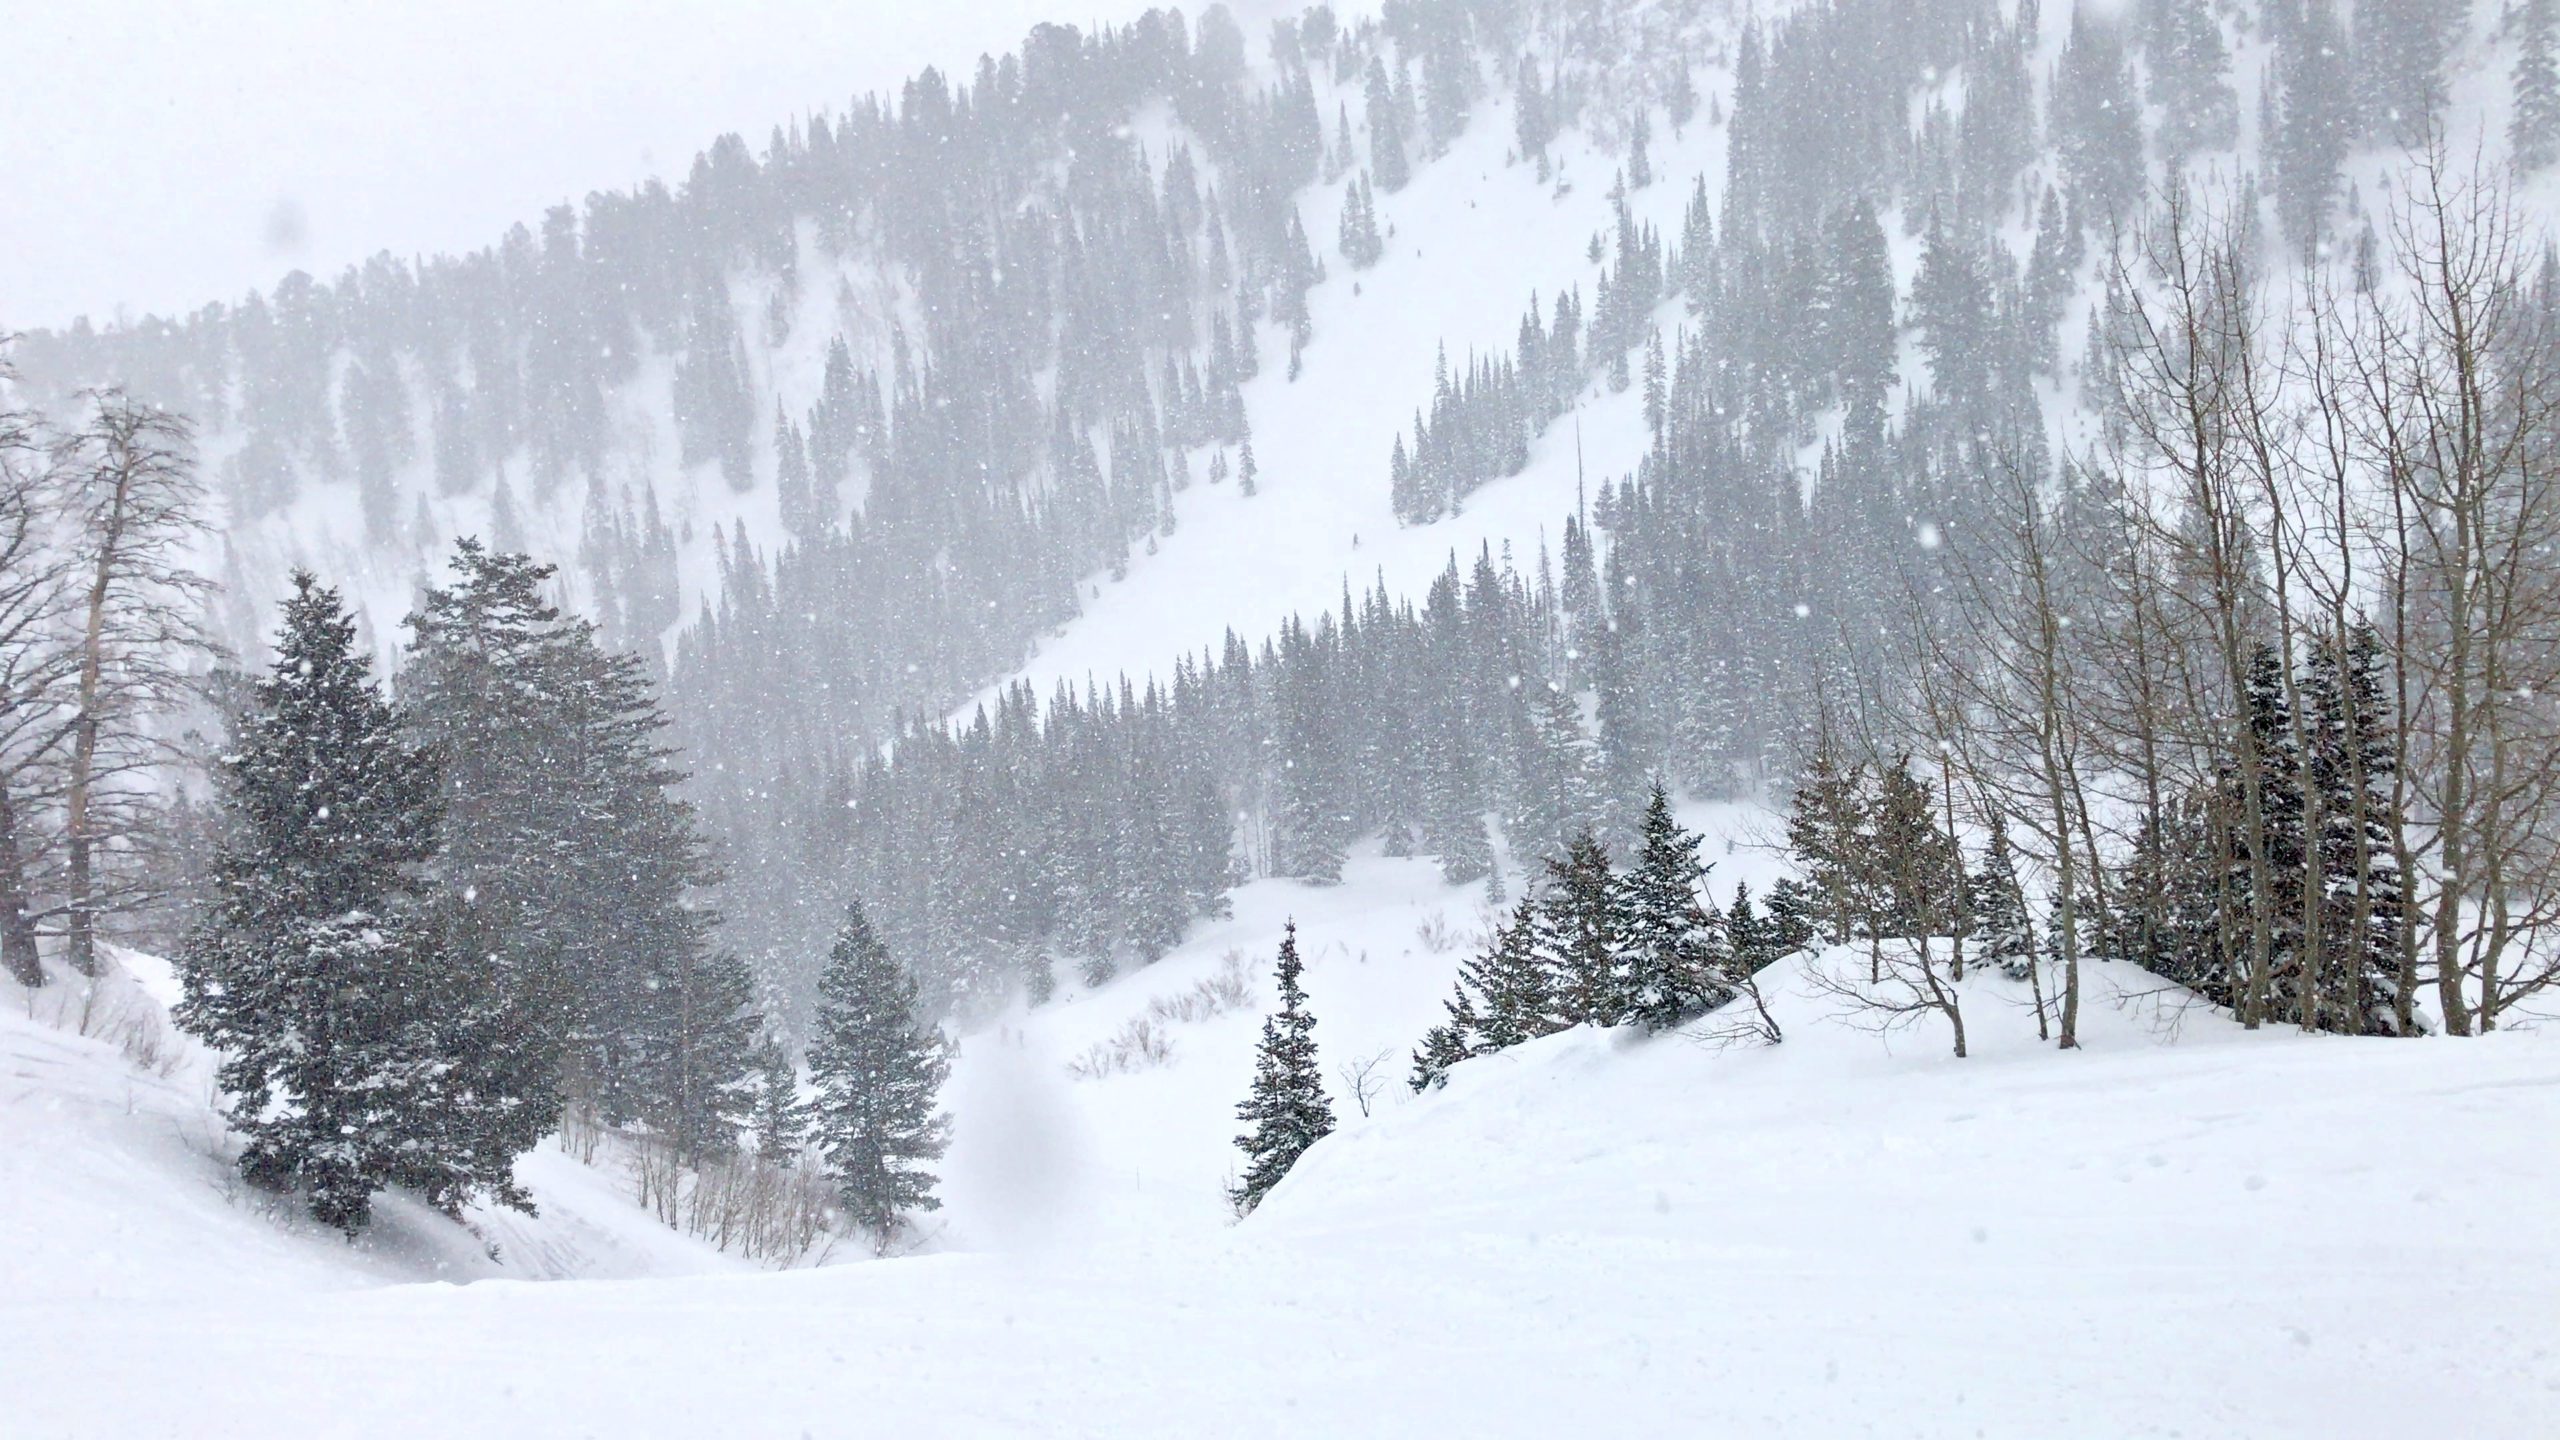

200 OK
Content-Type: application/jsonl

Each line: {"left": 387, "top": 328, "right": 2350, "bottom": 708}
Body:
{"left": 1233, "top": 922, "right": 1335, "bottom": 1214}
{"left": 1537, "top": 829, "right": 1624, "bottom": 1026}
{"left": 1970, "top": 816, "right": 2036, "bottom": 982}
{"left": 175, "top": 573, "right": 528, "bottom": 1234}
{"left": 1783, "top": 740, "right": 1868, "bottom": 945}
{"left": 2519, "top": 0, "right": 2560, "bottom": 173}
{"left": 1761, "top": 877, "right": 1822, "bottom": 959}
{"left": 1616, "top": 783, "right": 1736, "bottom": 1030}
{"left": 1408, "top": 982, "right": 1479, "bottom": 1092}
{"left": 2303, "top": 623, "right": 2413, "bottom": 1034}
{"left": 1866, "top": 757, "right": 1963, "bottom": 940}
{"left": 807, "top": 901, "right": 950, "bottom": 1237}
{"left": 403, "top": 539, "right": 756, "bottom": 1157}
{"left": 2132, "top": 632, "right": 2419, "bottom": 1035}
{"left": 750, "top": 1039, "right": 807, "bottom": 1165}
{"left": 1471, "top": 896, "right": 1558, "bottom": 1050}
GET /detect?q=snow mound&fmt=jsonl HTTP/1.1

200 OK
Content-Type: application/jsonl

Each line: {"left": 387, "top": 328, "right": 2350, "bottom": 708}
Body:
{"left": 0, "top": 949, "right": 740, "bottom": 1307}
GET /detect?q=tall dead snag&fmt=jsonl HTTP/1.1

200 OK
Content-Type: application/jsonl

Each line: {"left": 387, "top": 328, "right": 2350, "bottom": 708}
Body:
{"left": 53, "top": 391, "right": 212, "bottom": 977}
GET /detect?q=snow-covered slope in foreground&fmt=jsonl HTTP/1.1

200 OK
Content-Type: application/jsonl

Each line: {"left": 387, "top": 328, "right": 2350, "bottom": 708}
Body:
{"left": 10, "top": 838, "right": 2560, "bottom": 1439}
{"left": 0, "top": 952, "right": 740, "bottom": 1309}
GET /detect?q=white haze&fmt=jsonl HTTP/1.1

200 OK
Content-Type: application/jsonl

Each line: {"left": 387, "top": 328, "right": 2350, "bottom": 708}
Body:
{"left": 0, "top": 0, "right": 1320, "bottom": 331}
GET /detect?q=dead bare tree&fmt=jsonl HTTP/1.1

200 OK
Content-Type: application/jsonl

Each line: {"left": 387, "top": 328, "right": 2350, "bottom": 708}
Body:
{"left": 1336, "top": 1048, "right": 1392, "bottom": 1118}
{"left": 0, "top": 400, "right": 80, "bottom": 986}
{"left": 50, "top": 391, "right": 215, "bottom": 976}
{"left": 1804, "top": 938, "right": 1969, "bottom": 1058}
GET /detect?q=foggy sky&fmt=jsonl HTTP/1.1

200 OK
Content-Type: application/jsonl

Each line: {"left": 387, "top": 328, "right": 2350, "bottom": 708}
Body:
{"left": 2, "top": 0, "right": 1312, "bottom": 332}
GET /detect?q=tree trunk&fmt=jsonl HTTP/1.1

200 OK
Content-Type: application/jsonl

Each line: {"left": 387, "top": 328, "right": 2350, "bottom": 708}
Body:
{"left": 0, "top": 786, "right": 42, "bottom": 987}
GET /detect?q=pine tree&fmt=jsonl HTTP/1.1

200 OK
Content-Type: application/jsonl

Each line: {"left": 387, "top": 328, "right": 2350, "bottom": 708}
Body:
{"left": 806, "top": 901, "right": 951, "bottom": 1237}
{"left": 750, "top": 1037, "right": 808, "bottom": 1164}
{"left": 2304, "top": 622, "right": 2411, "bottom": 1033}
{"left": 2517, "top": 0, "right": 2560, "bottom": 174}
{"left": 1867, "top": 756, "right": 1962, "bottom": 939}
{"left": 1762, "top": 876, "right": 1823, "bottom": 958}
{"left": 2271, "top": 0, "right": 2355, "bottom": 254}
{"left": 403, "top": 538, "right": 756, "bottom": 1154}
{"left": 175, "top": 573, "right": 524, "bottom": 1234}
{"left": 1516, "top": 679, "right": 1604, "bottom": 862}
{"left": 1365, "top": 59, "right": 1411, "bottom": 191}
{"left": 1970, "top": 815, "right": 2037, "bottom": 981}
{"left": 1725, "top": 880, "right": 1778, "bottom": 976}
{"left": 1470, "top": 896, "right": 1556, "bottom": 1048}
{"left": 1338, "top": 174, "right": 1385, "bottom": 268}
{"left": 1784, "top": 738, "right": 1869, "bottom": 943}
{"left": 1538, "top": 828, "right": 1625, "bottom": 1026}
{"left": 1232, "top": 921, "right": 1335, "bottom": 1214}
{"left": 1408, "top": 982, "right": 1478, "bottom": 1092}
{"left": 1616, "top": 782, "right": 1735, "bottom": 1030}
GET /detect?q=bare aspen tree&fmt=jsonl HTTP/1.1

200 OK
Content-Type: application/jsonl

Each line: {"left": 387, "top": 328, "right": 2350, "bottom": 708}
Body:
{"left": 2102, "top": 188, "right": 2289, "bottom": 1028}
{"left": 2359, "top": 151, "right": 2560, "bottom": 1031}
{"left": 2291, "top": 274, "right": 2413, "bottom": 1032}
{"left": 52, "top": 391, "right": 213, "bottom": 976}
{"left": 1902, "top": 454, "right": 2097, "bottom": 1048}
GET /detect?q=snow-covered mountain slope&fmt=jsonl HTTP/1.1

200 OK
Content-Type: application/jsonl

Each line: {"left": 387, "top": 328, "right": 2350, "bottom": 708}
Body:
{"left": 986, "top": 91, "right": 1720, "bottom": 706}
{"left": 0, "top": 951, "right": 741, "bottom": 1306}
{"left": 13, "top": 817, "right": 2559, "bottom": 1437}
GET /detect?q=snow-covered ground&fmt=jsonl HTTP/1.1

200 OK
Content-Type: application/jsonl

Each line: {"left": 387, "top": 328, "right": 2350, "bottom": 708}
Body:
{"left": 0, "top": 950, "right": 740, "bottom": 1308}
{"left": 9, "top": 813, "right": 2559, "bottom": 1438}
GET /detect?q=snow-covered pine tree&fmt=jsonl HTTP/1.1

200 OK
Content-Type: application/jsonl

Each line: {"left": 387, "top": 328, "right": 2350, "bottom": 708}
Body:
{"left": 406, "top": 538, "right": 758, "bottom": 1157}
{"left": 1469, "top": 896, "right": 1554, "bottom": 1048}
{"left": 1867, "top": 756, "right": 1962, "bottom": 940}
{"left": 1762, "top": 876, "right": 1823, "bottom": 958}
{"left": 1420, "top": 709, "right": 1495, "bottom": 885}
{"left": 1783, "top": 737, "right": 1869, "bottom": 944}
{"left": 1970, "top": 815, "right": 2037, "bottom": 982}
{"left": 1232, "top": 920, "right": 1334, "bottom": 1214}
{"left": 1516, "top": 679, "right": 1605, "bottom": 863}
{"left": 806, "top": 901, "right": 951, "bottom": 1238}
{"left": 750, "top": 1037, "right": 808, "bottom": 1165}
{"left": 2303, "top": 622, "right": 2411, "bottom": 1034}
{"left": 2518, "top": 0, "right": 2560, "bottom": 174}
{"left": 1407, "top": 982, "right": 1478, "bottom": 1092}
{"left": 1538, "top": 828, "right": 1625, "bottom": 1026}
{"left": 175, "top": 572, "right": 523, "bottom": 1234}
{"left": 1617, "top": 782, "right": 1736, "bottom": 1030}
{"left": 1724, "top": 880, "right": 1776, "bottom": 976}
